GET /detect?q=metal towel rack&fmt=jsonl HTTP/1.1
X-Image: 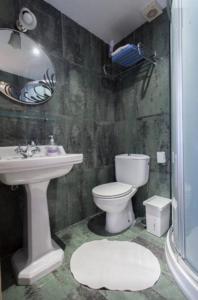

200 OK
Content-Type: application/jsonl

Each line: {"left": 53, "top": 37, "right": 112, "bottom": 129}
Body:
{"left": 103, "top": 42, "right": 157, "bottom": 80}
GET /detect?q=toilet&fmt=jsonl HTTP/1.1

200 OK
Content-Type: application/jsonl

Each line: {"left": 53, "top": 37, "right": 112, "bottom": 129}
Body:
{"left": 92, "top": 154, "right": 150, "bottom": 234}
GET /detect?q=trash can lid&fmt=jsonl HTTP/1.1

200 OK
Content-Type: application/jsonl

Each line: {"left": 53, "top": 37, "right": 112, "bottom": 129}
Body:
{"left": 143, "top": 195, "right": 172, "bottom": 211}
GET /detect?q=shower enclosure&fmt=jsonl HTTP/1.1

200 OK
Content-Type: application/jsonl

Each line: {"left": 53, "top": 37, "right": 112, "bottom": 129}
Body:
{"left": 165, "top": 0, "right": 198, "bottom": 299}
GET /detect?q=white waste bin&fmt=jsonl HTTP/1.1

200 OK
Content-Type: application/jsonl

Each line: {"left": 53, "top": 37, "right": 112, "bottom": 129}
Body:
{"left": 143, "top": 195, "right": 172, "bottom": 237}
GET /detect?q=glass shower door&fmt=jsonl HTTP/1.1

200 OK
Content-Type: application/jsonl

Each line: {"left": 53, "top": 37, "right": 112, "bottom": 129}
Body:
{"left": 172, "top": 0, "right": 198, "bottom": 273}
{"left": 182, "top": 0, "right": 198, "bottom": 273}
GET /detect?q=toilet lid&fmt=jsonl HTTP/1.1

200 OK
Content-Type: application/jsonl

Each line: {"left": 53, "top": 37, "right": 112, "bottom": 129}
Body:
{"left": 92, "top": 182, "right": 133, "bottom": 198}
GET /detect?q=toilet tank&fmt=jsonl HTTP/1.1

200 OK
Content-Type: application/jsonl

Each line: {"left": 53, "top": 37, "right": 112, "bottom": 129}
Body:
{"left": 115, "top": 154, "right": 150, "bottom": 187}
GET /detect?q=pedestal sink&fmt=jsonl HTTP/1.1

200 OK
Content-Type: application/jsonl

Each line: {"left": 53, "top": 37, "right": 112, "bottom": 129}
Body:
{"left": 0, "top": 145, "right": 83, "bottom": 285}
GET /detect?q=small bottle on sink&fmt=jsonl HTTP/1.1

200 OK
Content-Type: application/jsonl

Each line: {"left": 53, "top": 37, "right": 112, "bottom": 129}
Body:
{"left": 47, "top": 135, "right": 59, "bottom": 156}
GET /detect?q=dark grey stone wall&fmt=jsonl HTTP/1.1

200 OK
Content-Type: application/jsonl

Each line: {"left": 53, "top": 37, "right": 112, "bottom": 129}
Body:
{"left": 114, "top": 12, "right": 171, "bottom": 217}
{"left": 0, "top": 0, "right": 170, "bottom": 257}
{"left": 0, "top": 0, "right": 115, "bottom": 256}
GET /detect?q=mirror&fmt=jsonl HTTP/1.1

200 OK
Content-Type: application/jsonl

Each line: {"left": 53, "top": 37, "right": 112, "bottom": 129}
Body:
{"left": 0, "top": 29, "right": 56, "bottom": 105}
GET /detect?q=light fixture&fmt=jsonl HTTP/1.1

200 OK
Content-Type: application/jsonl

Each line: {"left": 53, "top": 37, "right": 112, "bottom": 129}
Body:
{"left": 8, "top": 31, "right": 21, "bottom": 49}
{"left": 16, "top": 7, "right": 37, "bottom": 32}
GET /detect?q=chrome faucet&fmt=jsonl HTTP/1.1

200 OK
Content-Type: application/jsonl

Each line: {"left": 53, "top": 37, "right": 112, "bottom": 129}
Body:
{"left": 15, "top": 141, "right": 40, "bottom": 158}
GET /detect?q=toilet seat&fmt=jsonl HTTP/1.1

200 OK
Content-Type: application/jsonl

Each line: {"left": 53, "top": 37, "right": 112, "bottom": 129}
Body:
{"left": 92, "top": 182, "right": 134, "bottom": 199}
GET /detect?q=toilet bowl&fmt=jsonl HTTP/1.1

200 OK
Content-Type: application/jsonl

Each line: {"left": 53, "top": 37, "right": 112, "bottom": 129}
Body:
{"left": 92, "top": 154, "right": 150, "bottom": 234}
{"left": 93, "top": 182, "right": 137, "bottom": 233}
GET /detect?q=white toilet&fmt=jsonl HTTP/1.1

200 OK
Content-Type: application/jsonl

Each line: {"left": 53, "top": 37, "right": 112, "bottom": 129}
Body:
{"left": 92, "top": 154, "right": 150, "bottom": 233}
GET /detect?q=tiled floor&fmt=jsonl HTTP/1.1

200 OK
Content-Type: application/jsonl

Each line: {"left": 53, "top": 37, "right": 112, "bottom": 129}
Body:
{"left": 2, "top": 217, "right": 186, "bottom": 300}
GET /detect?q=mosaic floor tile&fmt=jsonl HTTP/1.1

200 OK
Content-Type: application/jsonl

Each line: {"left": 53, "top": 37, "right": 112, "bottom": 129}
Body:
{"left": 2, "top": 216, "right": 186, "bottom": 300}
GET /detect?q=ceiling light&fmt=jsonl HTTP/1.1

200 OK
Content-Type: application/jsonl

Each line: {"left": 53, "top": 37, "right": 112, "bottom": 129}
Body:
{"left": 16, "top": 7, "right": 37, "bottom": 32}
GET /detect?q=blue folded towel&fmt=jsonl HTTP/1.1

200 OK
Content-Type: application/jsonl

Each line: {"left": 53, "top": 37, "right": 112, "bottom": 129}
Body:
{"left": 111, "top": 44, "right": 144, "bottom": 67}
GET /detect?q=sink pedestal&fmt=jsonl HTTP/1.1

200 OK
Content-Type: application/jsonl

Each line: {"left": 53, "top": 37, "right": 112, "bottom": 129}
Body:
{"left": 12, "top": 181, "right": 64, "bottom": 285}
{"left": 0, "top": 146, "right": 83, "bottom": 285}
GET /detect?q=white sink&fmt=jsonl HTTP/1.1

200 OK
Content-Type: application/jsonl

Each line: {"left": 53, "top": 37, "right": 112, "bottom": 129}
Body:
{"left": 0, "top": 146, "right": 83, "bottom": 185}
{"left": 0, "top": 145, "right": 83, "bottom": 285}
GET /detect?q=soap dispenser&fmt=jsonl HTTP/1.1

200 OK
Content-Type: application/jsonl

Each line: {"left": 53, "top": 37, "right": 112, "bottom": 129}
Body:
{"left": 47, "top": 135, "right": 58, "bottom": 156}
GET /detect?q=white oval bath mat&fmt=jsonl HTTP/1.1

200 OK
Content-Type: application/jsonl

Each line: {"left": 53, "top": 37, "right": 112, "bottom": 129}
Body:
{"left": 70, "top": 239, "right": 161, "bottom": 291}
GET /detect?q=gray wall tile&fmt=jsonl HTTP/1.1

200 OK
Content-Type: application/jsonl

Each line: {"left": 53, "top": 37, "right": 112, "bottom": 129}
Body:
{"left": 114, "top": 12, "right": 171, "bottom": 217}
{"left": 0, "top": 1, "right": 170, "bottom": 256}
{"left": 0, "top": 0, "right": 114, "bottom": 256}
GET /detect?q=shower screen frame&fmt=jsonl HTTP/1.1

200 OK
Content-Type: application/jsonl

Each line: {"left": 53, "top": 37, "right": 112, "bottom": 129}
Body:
{"left": 172, "top": 0, "right": 198, "bottom": 275}
{"left": 171, "top": 0, "right": 185, "bottom": 258}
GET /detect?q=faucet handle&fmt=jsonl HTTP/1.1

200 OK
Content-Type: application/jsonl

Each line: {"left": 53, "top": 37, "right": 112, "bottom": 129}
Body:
{"left": 15, "top": 145, "right": 21, "bottom": 154}
{"left": 31, "top": 140, "right": 41, "bottom": 153}
{"left": 31, "top": 140, "right": 36, "bottom": 146}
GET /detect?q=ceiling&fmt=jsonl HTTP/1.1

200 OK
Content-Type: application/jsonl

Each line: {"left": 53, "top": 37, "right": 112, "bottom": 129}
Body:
{"left": 45, "top": 0, "right": 167, "bottom": 44}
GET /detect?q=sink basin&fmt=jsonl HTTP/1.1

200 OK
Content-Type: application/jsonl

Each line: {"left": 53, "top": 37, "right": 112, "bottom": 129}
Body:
{"left": 0, "top": 146, "right": 83, "bottom": 185}
{"left": 0, "top": 145, "right": 83, "bottom": 285}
